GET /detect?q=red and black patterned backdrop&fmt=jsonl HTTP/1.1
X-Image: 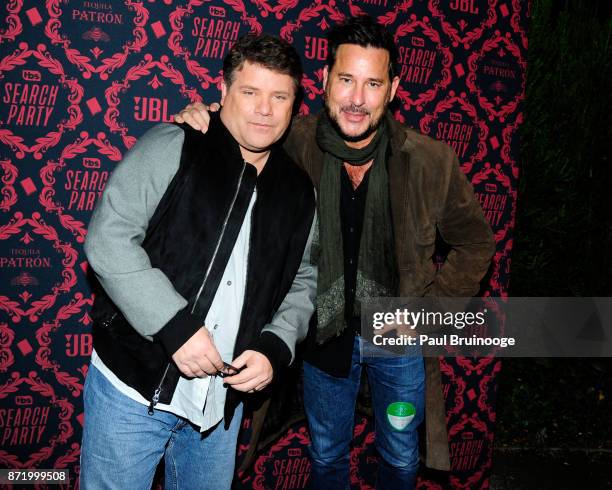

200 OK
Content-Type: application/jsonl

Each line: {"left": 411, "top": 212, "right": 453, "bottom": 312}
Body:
{"left": 0, "top": 0, "right": 528, "bottom": 488}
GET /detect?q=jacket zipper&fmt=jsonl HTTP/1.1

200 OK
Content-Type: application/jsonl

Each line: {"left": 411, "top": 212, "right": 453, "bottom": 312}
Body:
{"left": 235, "top": 198, "right": 255, "bottom": 347}
{"left": 149, "top": 161, "right": 247, "bottom": 414}
{"left": 148, "top": 363, "right": 170, "bottom": 415}
{"left": 191, "top": 161, "right": 247, "bottom": 314}
{"left": 102, "top": 312, "right": 117, "bottom": 328}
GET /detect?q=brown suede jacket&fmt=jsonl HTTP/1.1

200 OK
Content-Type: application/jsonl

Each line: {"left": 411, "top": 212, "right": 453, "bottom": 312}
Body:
{"left": 281, "top": 112, "right": 496, "bottom": 471}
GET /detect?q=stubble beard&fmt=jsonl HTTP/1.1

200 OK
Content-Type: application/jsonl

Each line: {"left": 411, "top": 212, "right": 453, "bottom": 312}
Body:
{"left": 324, "top": 100, "right": 388, "bottom": 144}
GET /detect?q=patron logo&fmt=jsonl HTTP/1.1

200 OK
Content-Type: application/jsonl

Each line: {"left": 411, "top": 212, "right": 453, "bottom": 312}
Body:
{"left": 420, "top": 93, "right": 489, "bottom": 173}
{"left": 72, "top": 6, "right": 123, "bottom": 24}
{"left": 0, "top": 213, "right": 78, "bottom": 321}
{"left": 45, "top": 1, "right": 149, "bottom": 79}
{"left": 467, "top": 32, "right": 526, "bottom": 121}
{"left": 1, "top": 246, "right": 53, "bottom": 295}
{"left": 1, "top": 248, "right": 50, "bottom": 270}
{"left": 394, "top": 17, "right": 452, "bottom": 111}
{"left": 83, "top": 27, "right": 110, "bottom": 43}
{"left": 65, "top": 333, "right": 93, "bottom": 358}
{"left": 0, "top": 405, "right": 50, "bottom": 446}
{"left": 304, "top": 36, "right": 328, "bottom": 61}
{"left": 10, "top": 272, "right": 39, "bottom": 287}
{"left": 482, "top": 60, "right": 517, "bottom": 80}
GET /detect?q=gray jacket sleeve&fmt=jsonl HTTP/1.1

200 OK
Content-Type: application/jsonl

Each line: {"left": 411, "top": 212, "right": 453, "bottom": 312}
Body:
{"left": 260, "top": 211, "right": 318, "bottom": 364}
{"left": 84, "top": 123, "right": 187, "bottom": 339}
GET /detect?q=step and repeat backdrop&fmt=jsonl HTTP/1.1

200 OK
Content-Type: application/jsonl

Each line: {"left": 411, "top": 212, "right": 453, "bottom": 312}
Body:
{"left": 0, "top": 0, "right": 527, "bottom": 488}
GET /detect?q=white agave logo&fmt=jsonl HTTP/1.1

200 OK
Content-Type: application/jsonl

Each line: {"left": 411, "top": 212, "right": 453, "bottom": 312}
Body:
{"left": 386, "top": 402, "right": 416, "bottom": 431}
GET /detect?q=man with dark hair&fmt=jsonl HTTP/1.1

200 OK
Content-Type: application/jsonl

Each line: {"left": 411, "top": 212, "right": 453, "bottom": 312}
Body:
{"left": 80, "top": 34, "right": 316, "bottom": 489}
{"left": 176, "top": 15, "right": 494, "bottom": 490}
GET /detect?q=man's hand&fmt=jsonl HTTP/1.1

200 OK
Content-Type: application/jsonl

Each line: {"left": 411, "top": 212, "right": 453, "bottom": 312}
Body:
{"left": 222, "top": 350, "right": 273, "bottom": 393}
{"left": 172, "top": 327, "right": 224, "bottom": 378}
{"left": 173, "top": 102, "right": 220, "bottom": 132}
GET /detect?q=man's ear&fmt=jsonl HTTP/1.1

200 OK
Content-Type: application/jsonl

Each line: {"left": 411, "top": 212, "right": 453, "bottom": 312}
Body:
{"left": 322, "top": 65, "right": 329, "bottom": 90}
{"left": 389, "top": 75, "right": 400, "bottom": 103}
{"left": 220, "top": 80, "right": 227, "bottom": 105}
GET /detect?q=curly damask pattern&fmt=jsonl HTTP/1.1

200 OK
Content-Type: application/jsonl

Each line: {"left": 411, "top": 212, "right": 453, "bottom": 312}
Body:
{"left": 0, "top": 1, "right": 528, "bottom": 487}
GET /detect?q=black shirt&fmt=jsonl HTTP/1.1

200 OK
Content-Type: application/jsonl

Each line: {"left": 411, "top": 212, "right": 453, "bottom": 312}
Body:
{"left": 303, "top": 165, "right": 370, "bottom": 377}
{"left": 341, "top": 165, "right": 370, "bottom": 334}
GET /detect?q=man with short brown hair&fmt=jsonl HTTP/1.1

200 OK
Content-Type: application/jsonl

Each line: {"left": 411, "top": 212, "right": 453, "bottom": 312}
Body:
{"left": 81, "top": 34, "right": 316, "bottom": 489}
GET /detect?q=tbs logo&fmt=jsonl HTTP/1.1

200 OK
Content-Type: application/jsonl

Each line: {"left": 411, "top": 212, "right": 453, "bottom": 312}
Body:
{"left": 209, "top": 6, "right": 226, "bottom": 17}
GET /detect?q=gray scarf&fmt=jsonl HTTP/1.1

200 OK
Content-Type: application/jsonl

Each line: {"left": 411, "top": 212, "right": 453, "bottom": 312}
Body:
{"left": 314, "top": 110, "right": 398, "bottom": 343}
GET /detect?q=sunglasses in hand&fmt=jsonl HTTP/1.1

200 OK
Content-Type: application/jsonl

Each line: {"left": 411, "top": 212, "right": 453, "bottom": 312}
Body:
{"left": 217, "top": 362, "right": 244, "bottom": 378}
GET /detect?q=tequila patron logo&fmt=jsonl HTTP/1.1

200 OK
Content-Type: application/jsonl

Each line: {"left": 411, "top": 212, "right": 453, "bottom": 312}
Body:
{"left": 419, "top": 92, "right": 489, "bottom": 173}
{"left": 168, "top": 0, "right": 259, "bottom": 90}
{"left": 0, "top": 43, "right": 83, "bottom": 160}
{"left": 467, "top": 31, "right": 526, "bottom": 121}
{"left": 0, "top": 212, "right": 77, "bottom": 323}
{"left": 0, "top": 246, "right": 53, "bottom": 319}
{"left": 0, "top": 372, "right": 75, "bottom": 468}
{"left": 104, "top": 54, "right": 200, "bottom": 149}
{"left": 39, "top": 131, "right": 121, "bottom": 243}
{"left": 45, "top": 0, "right": 149, "bottom": 79}
{"left": 393, "top": 15, "right": 453, "bottom": 111}
{"left": 428, "top": 0, "right": 499, "bottom": 48}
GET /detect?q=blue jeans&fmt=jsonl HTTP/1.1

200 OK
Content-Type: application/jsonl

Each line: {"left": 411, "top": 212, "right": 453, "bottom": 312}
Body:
{"left": 80, "top": 364, "right": 242, "bottom": 490}
{"left": 303, "top": 336, "right": 425, "bottom": 490}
